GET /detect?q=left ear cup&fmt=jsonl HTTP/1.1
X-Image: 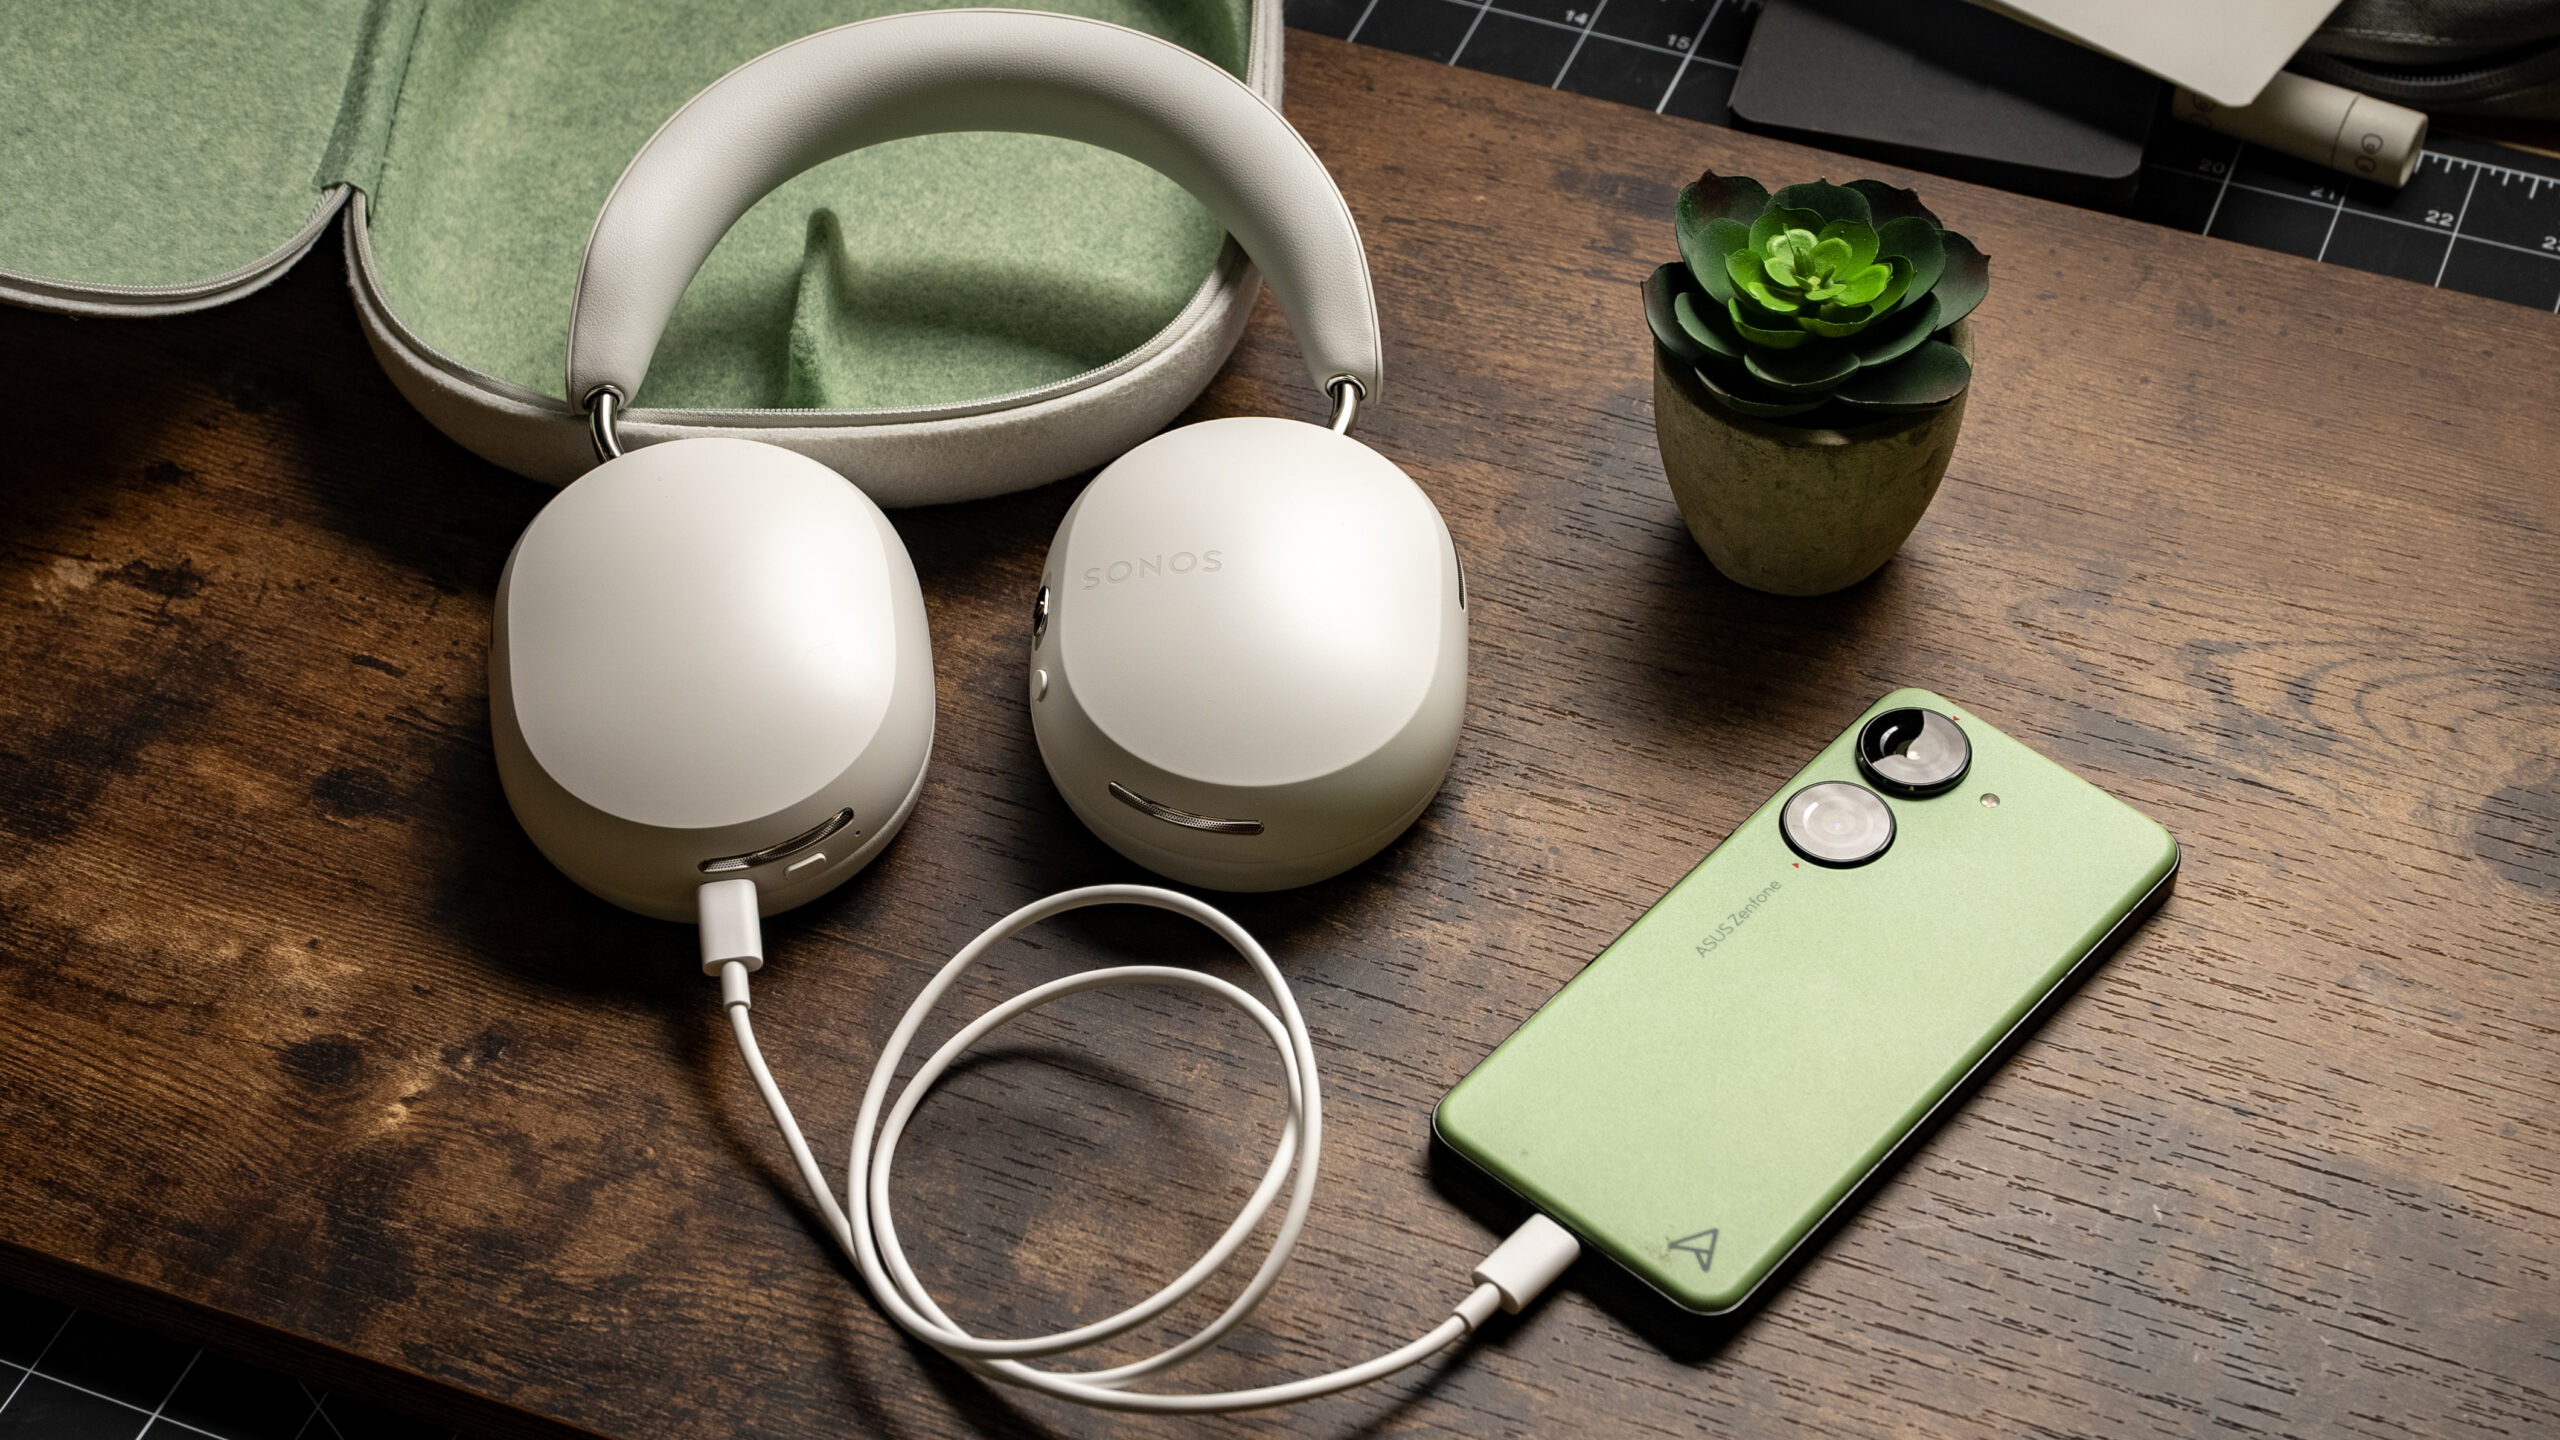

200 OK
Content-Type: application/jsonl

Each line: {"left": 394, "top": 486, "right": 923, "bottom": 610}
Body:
{"left": 491, "top": 438, "right": 933, "bottom": 920}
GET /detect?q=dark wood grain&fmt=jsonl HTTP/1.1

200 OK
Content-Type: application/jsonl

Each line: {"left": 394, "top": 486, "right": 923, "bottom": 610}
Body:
{"left": 4, "top": 33, "right": 2555, "bottom": 1440}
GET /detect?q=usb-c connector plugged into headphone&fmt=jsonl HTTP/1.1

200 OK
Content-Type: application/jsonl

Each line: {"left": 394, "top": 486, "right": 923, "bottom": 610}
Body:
{"left": 695, "top": 877, "right": 1579, "bottom": 1414}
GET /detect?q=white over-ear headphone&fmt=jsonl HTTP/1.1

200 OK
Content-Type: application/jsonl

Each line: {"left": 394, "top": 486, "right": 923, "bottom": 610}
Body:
{"left": 492, "top": 7, "right": 1466, "bottom": 919}
{"left": 486, "top": 15, "right": 1569, "bottom": 1416}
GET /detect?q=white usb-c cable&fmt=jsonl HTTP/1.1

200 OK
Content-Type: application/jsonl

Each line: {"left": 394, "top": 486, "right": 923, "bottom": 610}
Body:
{"left": 697, "top": 878, "right": 1580, "bottom": 1414}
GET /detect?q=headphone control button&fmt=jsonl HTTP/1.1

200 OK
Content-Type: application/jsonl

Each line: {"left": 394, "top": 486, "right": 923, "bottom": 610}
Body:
{"left": 1032, "top": 584, "right": 1051, "bottom": 642}
{"left": 1032, "top": 667, "right": 1049, "bottom": 702}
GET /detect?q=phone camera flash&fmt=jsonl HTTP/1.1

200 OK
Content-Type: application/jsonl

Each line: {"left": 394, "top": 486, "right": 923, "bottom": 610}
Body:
{"left": 1980, "top": 793, "right": 2000, "bottom": 808}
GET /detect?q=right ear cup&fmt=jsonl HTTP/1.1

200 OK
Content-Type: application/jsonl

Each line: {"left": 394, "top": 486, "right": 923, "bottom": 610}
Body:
{"left": 1030, "top": 415, "right": 1465, "bottom": 891}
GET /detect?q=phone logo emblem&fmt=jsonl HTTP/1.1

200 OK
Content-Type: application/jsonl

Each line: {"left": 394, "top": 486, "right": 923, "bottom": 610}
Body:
{"left": 1670, "top": 1228, "right": 1719, "bottom": 1273}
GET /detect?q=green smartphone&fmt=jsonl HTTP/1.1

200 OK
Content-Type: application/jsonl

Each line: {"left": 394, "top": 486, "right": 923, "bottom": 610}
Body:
{"left": 1435, "top": 688, "right": 2177, "bottom": 1316}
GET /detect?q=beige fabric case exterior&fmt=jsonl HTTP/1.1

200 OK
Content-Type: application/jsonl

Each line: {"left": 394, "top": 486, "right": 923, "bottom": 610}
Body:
{"left": 348, "top": 1, "right": 1284, "bottom": 504}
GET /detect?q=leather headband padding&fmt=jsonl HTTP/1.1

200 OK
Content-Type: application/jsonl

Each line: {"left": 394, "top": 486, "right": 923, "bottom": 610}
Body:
{"left": 566, "top": 9, "right": 1382, "bottom": 410}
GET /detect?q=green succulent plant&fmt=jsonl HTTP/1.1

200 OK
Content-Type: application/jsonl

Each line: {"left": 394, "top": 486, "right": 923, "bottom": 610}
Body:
{"left": 1644, "top": 171, "right": 1989, "bottom": 421}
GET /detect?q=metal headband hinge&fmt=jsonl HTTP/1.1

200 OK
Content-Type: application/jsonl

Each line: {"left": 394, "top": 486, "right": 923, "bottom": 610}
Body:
{"left": 1326, "top": 376, "right": 1363, "bottom": 436}
{"left": 584, "top": 385, "right": 626, "bottom": 463}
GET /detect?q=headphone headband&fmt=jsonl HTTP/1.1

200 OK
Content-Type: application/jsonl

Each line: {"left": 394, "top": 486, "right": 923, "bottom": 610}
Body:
{"left": 565, "top": 9, "right": 1384, "bottom": 416}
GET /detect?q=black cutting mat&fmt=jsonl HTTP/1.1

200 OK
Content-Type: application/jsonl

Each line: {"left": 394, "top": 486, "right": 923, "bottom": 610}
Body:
{"left": 0, "top": 1285, "right": 458, "bottom": 1440}
{"left": 1294, "top": 0, "right": 2560, "bottom": 313}
{"left": 2135, "top": 125, "right": 2560, "bottom": 311}
{"left": 1293, "top": 0, "right": 1757, "bottom": 120}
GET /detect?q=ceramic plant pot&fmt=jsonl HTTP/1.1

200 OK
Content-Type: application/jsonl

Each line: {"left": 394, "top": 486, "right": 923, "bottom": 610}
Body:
{"left": 1653, "top": 320, "right": 1972, "bottom": 597}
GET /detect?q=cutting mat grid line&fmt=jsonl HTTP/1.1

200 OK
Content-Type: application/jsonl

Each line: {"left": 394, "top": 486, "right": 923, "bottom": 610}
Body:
{"left": 0, "top": 1285, "right": 460, "bottom": 1440}
{"left": 1294, "top": 0, "right": 2560, "bottom": 312}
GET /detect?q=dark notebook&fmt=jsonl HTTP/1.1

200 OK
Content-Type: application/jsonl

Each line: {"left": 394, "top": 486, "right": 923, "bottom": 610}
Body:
{"left": 1728, "top": 0, "right": 2161, "bottom": 206}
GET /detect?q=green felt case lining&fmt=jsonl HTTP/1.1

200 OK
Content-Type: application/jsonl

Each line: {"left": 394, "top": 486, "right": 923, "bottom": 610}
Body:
{"left": 0, "top": 4, "right": 366, "bottom": 295}
{"left": 0, "top": 0, "right": 1253, "bottom": 410}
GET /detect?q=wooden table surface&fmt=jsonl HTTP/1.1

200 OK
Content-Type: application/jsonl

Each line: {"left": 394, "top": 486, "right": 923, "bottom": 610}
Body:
{"left": 4, "top": 33, "right": 2555, "bottom": 1440}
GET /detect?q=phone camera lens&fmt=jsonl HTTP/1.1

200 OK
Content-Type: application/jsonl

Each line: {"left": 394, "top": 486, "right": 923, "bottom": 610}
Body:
{"left": 1781, "top": 781, "right": 1895, "bottom": 867}
{"left": 1856, "top": 708, "right": 1971, "bottom": 798}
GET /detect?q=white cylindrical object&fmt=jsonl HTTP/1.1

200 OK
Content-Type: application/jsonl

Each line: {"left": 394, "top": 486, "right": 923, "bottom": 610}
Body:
{"left": 1470, "top": 1213, "right": 1582, "bottom": 1313}
{"left": 697, "top": 879, "right": 765, "bottom": 975}
{"left": 2173, "top": 72, "right": 2427, "bottom": 188}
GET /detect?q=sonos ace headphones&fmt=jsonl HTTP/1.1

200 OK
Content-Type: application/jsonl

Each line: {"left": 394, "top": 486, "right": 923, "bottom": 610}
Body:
{"left": 489, "top": 10, "right": 1468, "bottom": 920}
{"left": 486, "top": 20, "right": 1564, "bottom": 1412}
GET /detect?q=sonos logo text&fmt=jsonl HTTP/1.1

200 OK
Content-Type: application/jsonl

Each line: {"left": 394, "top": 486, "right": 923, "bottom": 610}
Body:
{"left": 1083, "top": 550, "right": 1223, "bottom": 589}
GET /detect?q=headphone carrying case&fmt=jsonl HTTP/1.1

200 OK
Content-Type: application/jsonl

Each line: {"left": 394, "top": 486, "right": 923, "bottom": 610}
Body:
{"left": 0, "top": 0, "right": 1285, "bottom": 506}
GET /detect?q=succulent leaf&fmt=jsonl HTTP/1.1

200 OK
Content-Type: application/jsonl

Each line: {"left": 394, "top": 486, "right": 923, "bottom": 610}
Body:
{"left": 1832, "top": 263, "right": 1892, "bottom": 307}
{"left": 1768, "top": 181, "right": 1872, "bottom": 230}
{"left": 1797, "top": 303, "right": 1879, "bottom": 339}
{"left": 1867, "top": 256, "right": 1916, "bottom": 316}
{"left": 1727, "top": 296, "right": 1809, "bottom": 348}
{"left": 1748, "top": 205, "right": 1822, "bottom": 256}
{"left": 1693, "top": 360, "right": 1830, "bottom": 419}
{"left": 1676, "top": 174, "right": 1769, "bottom": 285}
{"left": 1725, "top": 248, "right": 1766, "bottom": 301}
{"left": 1741, "top": 279, "right": 1802, "bottom": 315}
{"left": 1873, "top": 217, "right": 1945, "bottom": 310}
{"left": 1845, "top": 179, "right": 1940, "bottom": 229}
{"left": 1931, "top": 231, "right": 1990, "bottom": 328}
{"left": 1848, "top": 292, "right": 1939, "bottom": 367}
{"left": 1745, "top": 342, "right": 1861, "bottom": 393}
{"left": 1680, "top": 170, "right": 1773, "bottom": 226}
{"left": 1676, "top": 220, "right": 1725, "bottom": 312}
{"left": 1746, "top": 206, "right": 1785, "bottom": 255}
{"left": 1818, "top": 218, "right": 1880, "bottom": 271}
{"left": 1832, "top": 339, "right": 1971, "bottom": 412}
{"left": 1696, "top": 217, "right": 1751, "bottom": 303}
{"left": 1643, "top": 264, "right": 1708, "bottom": 365}
{"left": 1673, "top": 288, "right": 1743, "bottom": 358}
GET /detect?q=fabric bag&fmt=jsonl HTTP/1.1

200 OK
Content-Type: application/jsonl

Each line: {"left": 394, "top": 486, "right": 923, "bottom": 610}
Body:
{"left": 0, "top": 0, "right": 1284, "bottom": 504}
